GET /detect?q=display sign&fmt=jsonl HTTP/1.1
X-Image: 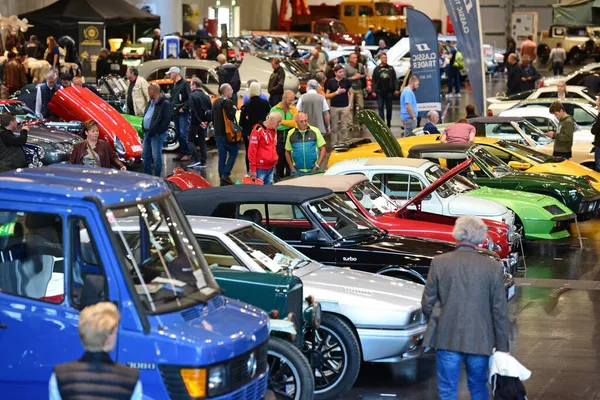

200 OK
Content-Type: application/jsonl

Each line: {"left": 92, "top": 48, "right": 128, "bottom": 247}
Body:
{"left": 407, "top": 8, "right": 442, "bottom": 117}
{"left": 444, "top": 0, "right": 486, "bottom": 116}
{"left": 79, "top": 22, "right": 105, "bottom": 76}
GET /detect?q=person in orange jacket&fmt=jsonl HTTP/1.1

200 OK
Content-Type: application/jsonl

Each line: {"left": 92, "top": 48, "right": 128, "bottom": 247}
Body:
{"left": 248, "top": 112, "right": 283, "bottom": 184}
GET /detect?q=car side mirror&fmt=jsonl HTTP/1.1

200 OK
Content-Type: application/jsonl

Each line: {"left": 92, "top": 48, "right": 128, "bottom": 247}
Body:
{"left": 508, "top": 161, "right": 531, "bottom": 170}
{"left": 301, "top": 229, "right": 321, "bottom": 243}
{"left": 80, "top": 274, "right": 107, "bottom": 309}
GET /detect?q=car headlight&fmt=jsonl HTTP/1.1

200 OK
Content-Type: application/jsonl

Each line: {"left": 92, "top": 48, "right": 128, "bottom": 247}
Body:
{"left": 53, "top": 142, "right": 66, "bottom": 152}
{"left": 114, "top": 137, "right": 126, "bottom": 155}
{"left": 409, "top": 309, "right": 423, "bottom": 325}
{"left": 207, "top": 364, "right": 228, "bottom": 397}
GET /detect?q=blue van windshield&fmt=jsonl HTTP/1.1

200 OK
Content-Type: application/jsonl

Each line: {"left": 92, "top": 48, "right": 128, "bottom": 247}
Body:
{"left": 106, "top": 197, "right": 220, "bottom": 314}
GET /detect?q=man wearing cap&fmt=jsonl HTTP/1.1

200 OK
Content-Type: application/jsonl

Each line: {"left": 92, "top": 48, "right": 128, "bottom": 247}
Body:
{"left": 167, "top": 66, "right": 192, "bottom": 162}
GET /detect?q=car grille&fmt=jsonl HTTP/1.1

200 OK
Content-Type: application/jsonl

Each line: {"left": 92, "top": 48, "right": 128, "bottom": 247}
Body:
{"left": 158, "top": 342, "right": 268, "bottom": 399}
{"left": 180, "top": 295, "right": 226, "bottom": 321}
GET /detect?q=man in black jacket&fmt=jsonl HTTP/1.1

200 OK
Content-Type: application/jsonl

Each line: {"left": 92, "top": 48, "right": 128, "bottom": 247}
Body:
{"left": 212, "top": 84, "right": 239, "bottom": 185}
{"left": 189, "top": 78, "right": 212, "bottom": 167}
{"left": 506, "top": 53, "right": 523, "bottom": 96}
{"left": 372, "top": 53, "right": 399, "bottom": 128}
{"left": 0, "top": 113, "right": 29, "bottom": 173}
{"left": 520, "top": 55, "right": 539, "bottom": 91}
{"left": 592, "top": 95, "right": 600, "bottom": 171}
{"left": 142, "top": 83, "right": 171, "bottom": 176}
{"left": 268, "top": 58, "right": 286, "bottom": 107}
{"left": 167, "top": 66, "right": 192, "bottom": 161}
{"left": 216, "top": 54, "right": 241, "bottom": 104}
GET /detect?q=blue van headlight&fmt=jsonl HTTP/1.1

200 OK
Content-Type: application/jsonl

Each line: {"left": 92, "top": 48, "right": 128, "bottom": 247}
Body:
{"left": 208, "top": 364, "right": 228, "bottom": 396}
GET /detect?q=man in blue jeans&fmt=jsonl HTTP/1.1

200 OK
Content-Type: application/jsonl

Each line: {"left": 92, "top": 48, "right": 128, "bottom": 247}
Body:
{"left": 211, "top": 84, "right": 240, "bottom": 185}
{"left": 422, "top": 216, "right": 510, "bottom": 400}
{"left": 167, "top": 66, "right": 191, "bottom": 162}
{"left": 400, "top": 76, "right": 419, "bottom": 137}
{"left": 142, "top": 84, "right": 171, "bottom": 177}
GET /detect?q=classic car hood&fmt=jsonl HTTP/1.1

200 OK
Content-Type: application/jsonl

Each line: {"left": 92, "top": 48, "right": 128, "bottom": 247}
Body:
{"left": 468, "top": 186, "right": 572, "bottom": 211}
{"left": 398, "top": 159, "right": 473, "bottom": 215}
{"left": 25, "top": 125, "right": 81, "bottom": 144}
{"left": 447, "top": 193, "right": 508, "bottom": 217}
{"left": 343, "top": 232, "right": 457, "bottom": 260}
{"left": 238, "top": 54, "right": 300, "bottom": 93}
{"left": 386, "top": 37, "right": 410, "bottom": 66}
{"left": 159, "top": 297, "right": 270, "bottom": 365}
{"left": 298, "top": 264, "right": 424, "bottom": 311}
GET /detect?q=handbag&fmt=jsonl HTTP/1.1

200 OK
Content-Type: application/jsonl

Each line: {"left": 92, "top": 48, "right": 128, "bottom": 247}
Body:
{"left": 223, "top": 108, "right": 242, "bottom": 144}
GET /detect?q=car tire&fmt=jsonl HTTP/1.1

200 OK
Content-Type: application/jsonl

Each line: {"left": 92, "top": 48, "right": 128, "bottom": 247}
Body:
{"left": 268, "top": 337, "right": 315, "bottom": 400}
{"left": 162, "top": 125, "right": 180, "bottom": 152}
{"left": 568, "top": 48, "right": 583, "bottom": 65}
{"left": 302, "top": 313, "right": 361, "bottom": 400}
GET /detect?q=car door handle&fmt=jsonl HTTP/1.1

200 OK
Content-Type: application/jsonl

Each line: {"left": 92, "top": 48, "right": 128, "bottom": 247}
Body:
{"left": 0, "top": 323, "right": 7, "bottom": 329}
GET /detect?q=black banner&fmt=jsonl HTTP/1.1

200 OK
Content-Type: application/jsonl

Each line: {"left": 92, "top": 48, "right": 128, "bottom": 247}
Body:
{"left": 79, "top": 22, "right": 105, "bottom": 77}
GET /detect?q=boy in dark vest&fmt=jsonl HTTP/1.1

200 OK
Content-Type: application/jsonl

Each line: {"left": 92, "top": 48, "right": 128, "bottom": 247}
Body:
{"left": 49, "top": 302, "right": 142, "bottom": 399}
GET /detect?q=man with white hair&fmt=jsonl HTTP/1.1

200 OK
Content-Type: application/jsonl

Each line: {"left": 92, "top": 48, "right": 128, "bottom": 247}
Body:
{"left": 297, "top": 79, "right": 330, "bottom": 134}
{"left": 35, "top": 70, "right": 63, "bottom": 118}
{"left": 422, "top": 216, "right": 510, "bottom": 400}
{"left": 248, "top": 112, "right": 282, "bottom": 184}
{"left": 211, "top": 83, "right": 240, "bottom": 185}
{"left": 49, "top": 302, "right": 142, "bottom": 399}
{"left": 423, "top": 110, "right": 440, "bottom": 134}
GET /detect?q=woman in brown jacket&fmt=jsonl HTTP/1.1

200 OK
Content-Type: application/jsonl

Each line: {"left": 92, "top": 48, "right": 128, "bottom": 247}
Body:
{"left": 70, "top": 120, "right": 126, "bottom": 170}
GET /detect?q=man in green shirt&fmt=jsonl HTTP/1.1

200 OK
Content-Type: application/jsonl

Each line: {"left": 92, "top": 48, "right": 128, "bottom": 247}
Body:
{"left": 271, "top": 90, "right": 298, "bottom": 178}
{"left": 285, "top": 112, "right": 327, "bottom": 176}
{"left": 547, "top": 101, "right": 574, "bottom": 159}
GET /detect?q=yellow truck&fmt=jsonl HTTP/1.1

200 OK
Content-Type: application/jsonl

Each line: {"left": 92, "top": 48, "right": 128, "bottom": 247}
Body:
{"left": 339, "top": 0, "right": 412, "bottom": 36}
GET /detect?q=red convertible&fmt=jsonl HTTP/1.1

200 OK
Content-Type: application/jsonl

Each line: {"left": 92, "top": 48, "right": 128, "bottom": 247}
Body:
{"left": 48, "top": 86, "right": 142, "bottom": 164}
{"left": 276, "top": 174, "right": 517, "bottom": 265}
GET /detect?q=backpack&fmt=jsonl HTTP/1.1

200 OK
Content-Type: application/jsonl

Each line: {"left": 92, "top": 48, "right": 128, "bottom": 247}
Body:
{"left": 223, "top": 108, "right": 242, "bottom": 144}
{"left": 454, "top": 51, "right": 464, "bottom": 70}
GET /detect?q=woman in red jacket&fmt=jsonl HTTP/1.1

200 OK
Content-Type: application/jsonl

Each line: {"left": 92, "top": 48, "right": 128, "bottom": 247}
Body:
{"left": 248, "top": 112, "right": 282, "bottom": 184}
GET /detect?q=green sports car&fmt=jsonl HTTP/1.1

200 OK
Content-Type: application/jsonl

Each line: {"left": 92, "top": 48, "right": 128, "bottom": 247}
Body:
{"left": 121, "top": 113, "right": 180, "bottom": 152}
{"left": 406, "top": 143, "right": 600, "bottom": 221}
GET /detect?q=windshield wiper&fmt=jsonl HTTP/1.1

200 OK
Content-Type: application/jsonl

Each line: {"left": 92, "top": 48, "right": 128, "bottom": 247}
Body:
{"left": 337, "top": 228, "right": 381, "bottom": 242}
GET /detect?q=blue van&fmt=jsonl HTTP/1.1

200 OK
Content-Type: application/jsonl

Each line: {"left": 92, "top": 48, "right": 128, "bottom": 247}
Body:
{"left": 0, "top": 165, "right": 270, "bottom": 399}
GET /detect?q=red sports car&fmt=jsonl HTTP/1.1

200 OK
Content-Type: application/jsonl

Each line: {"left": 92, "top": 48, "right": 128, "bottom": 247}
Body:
{"left": 276, "top": 174, "right": 517, "bottom": 265}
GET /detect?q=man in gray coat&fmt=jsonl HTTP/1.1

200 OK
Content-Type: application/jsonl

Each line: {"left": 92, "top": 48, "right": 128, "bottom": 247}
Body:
{"left": 422, "top": 216, "right": 510, "bottom": 400}
{"left": 297, "top": 80, "right": 331, "bottom": 135}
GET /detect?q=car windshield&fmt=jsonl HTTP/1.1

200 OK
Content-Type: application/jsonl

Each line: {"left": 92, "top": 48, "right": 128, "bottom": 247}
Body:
{"left": 349, "top": 181, "right": 398, "bottom": 216}
{"left": 106, "top": 197, "right": 219, "bottom": 314}
{"left": 516, "top": 120, "right": 552, "bottom": 145}
{"left": 3, "top": 102, "right": 35, "bottom": 116}
{"left": 333, "top": 22, "right": 347, "bottom": 33}
{"left": 228, "top": 225, "right": 310, "bottom": 273}
{"left": 307, "top": 196, "right": 380, "bottom": 241}
{"left": 470, "top": 146, "right": 513, "bottom": 177}
{"left": 496, "top": 141, "right": 564, "bottom": 164}
{"left": 424, "top": 164, "right": 473, "bottom": 197}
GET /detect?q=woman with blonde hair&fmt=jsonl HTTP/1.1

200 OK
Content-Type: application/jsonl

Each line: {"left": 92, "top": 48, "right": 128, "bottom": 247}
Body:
{"left": 49, "top": 302, "right": 142, "bottom": 399}
{"left": 45, "top": 36, "right": 60, "bottom": 70}
{"left": 557, "top": 81, "right": 568, "bottom": 100}
{"left": 240, "top": 81, "right": 271, "bottom": 175}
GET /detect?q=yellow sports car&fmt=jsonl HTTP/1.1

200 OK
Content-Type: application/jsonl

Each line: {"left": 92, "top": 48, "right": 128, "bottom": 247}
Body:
{"left": 328, "top": 134, "right": 600, "bottom": 192}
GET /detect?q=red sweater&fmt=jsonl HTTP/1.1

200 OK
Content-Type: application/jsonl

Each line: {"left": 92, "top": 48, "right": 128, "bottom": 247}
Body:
{"left": 248, "top": 123, "right": 278, "bottom": 173}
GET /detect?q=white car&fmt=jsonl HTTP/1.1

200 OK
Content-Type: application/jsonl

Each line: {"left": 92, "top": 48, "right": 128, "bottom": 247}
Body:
{"left": 487, "top": 85, "right": 596, "bottom": 115}
{"left": 500, "top": 107, "right": 596, "bottom": 167}
{"left": 508, "top": 98, "right": 597, "bottom": 130}
{"left": 540, "top": 62, "right": 600, "bottom": 87}
{"left": 325, "top": 157, "right": 516, "bottom": 225}
{"left": 186, "top": 216, "right": 427, "bottom": 397}
{"left": 137, "top": 55, "right": 300, "bottom": 99}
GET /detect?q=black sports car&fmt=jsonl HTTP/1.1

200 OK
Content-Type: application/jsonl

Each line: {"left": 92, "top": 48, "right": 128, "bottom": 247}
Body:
{"left": 176, "top": 185, "right": 514, "bottom": 292}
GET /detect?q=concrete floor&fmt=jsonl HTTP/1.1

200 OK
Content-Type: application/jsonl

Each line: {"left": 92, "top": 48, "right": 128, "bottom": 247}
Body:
{"left": 165, "top": 68, "right": 600, "bottom": 399}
